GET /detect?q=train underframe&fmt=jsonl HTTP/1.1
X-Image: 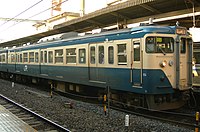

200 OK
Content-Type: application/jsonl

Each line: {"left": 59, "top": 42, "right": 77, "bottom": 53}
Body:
{"left": 0, "top": 71, "right": 189, "bottom": 110}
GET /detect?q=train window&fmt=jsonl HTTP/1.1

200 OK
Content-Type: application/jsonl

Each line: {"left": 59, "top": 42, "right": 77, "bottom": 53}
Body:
{"left": 134, "top": 42, "right": 140, "bottom": 61}
{"left": 146, "top": 37, "right": 174, "bottom": 54}
{"left": 44, "top": 51, "right": 47, "bottom": 63}
{"left": 11, "top": 54, "right": 15, "bottom": 63}
{"left": 66, "top": 48, "right": 76, "bottom": 64}
{"left": 23, "top": 53, "right": 28, "bottom": 62}
{"left": 117, "top": 44, "right": 127, "bottom": 65}
{"left": 35, "top": 52, "right": 39, "bottom": 63}
{"left": 55, "top": 49, "right": 63, "bottom": 63}
{"left": 90, "top": 46, "right": 95, "bottom": 64}
{"left": 0, "top": 55, "right": 2, "bottom": 62}
{"left": 19, "top": 54, "right": 22, "bottom": 62}
{"left": 0, "top": 55, "right": 3, "bottom": 62}
{"left": 16, "top": 54, "right": 18, "bottom": 63}
{"left": 48, "top": 51, "right": 53, "bottom": 63}
{"left": 79, "top": 49, "right": 86, "bottom": 64}
{"left": 2, "top": 54, "right": 5, "bottom": 62}
{"left": 41, "top": 51, "right": 43, "bottom": 63}
{"left": 99, "top": 46, "right": 104, "bottom": 64}
{"left": 0, "top": 55, "right": 1, "bottom": 62}
{"left": 16, "top": 54, "right": 18, "bottom": 62}
{"left": 108, "top": 46, "right": 114, "bottom": 64}
{"left": 29, "top": 52, "right": 34, "bottom": 63}
{"left": 0, "top": 54, "right": 2, "bottom": 62}
{"left": 180, "top": 38, "right": 186, "bottom": 54}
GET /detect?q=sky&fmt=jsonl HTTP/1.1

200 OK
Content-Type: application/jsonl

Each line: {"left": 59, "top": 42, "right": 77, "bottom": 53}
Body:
{"left": 0, "top": 0, "right": 112, "bottom": 42}
{"left": 0, "top": 0, "right": 199, "bottom": 42}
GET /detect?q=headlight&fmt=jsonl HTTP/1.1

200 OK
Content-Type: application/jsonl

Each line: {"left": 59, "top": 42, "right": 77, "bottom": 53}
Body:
{"left": 160, "top": 60, "right": 167, "bottom": 68}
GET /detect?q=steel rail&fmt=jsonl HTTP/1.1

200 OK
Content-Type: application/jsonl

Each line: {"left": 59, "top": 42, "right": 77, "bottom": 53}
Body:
{"left": 0, "top": 94, "right": 70, "bottom": 132}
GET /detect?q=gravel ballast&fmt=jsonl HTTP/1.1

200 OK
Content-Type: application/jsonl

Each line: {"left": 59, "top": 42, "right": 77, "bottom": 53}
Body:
{"left": 0, "top": 79, "right": 193, "bottom": 132}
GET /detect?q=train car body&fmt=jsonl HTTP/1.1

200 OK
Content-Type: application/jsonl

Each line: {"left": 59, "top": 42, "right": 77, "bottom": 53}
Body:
{"left": 0, "top": 25, "right": 193, "bottom": 110}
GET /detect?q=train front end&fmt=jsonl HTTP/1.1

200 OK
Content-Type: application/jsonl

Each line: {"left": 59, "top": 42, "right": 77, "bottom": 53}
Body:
{"left": 142, "top": 26, "right": 193, "bottom": 110}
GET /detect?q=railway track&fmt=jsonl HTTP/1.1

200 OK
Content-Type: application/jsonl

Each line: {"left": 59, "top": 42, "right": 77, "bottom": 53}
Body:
{"left": 110, "top": 104, "right": 200, "bottom": 130}
{"left": 54, "top": 87, "right": 200, "bottom": 130}
{"left": 0, "top": 94, "right": 70, "bottom": 132}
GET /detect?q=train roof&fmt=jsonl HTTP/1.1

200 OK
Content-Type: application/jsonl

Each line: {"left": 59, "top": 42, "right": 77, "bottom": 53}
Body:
{"left": 2, "top": 25, "right": 187, "bottom": 52}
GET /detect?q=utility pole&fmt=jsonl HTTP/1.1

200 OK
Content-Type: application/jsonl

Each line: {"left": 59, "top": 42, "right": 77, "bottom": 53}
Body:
{"left": 80, "top": 0, "right": 85, "bottom": 17}
{"left": 51, "top": 0, "right": 62, "bottom": 16}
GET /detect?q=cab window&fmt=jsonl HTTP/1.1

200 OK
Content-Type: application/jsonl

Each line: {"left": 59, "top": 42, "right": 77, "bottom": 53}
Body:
{"left": 146, "top": 37, "right": 174, "bottom": 54}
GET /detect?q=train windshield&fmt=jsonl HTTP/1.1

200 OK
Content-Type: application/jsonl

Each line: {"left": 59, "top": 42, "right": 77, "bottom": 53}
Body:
{"left": 146, "top": 37, "right": 174, "bottom": 54}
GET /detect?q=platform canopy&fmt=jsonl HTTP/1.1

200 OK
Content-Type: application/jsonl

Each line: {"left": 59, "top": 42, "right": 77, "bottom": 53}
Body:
{"left": 0, "top": 0, "right": 200, "bottom": 47}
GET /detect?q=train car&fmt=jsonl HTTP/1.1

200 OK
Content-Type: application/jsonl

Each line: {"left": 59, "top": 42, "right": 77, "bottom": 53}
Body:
{"left": 0, "top": 24, "right": 193, "bottom": 110}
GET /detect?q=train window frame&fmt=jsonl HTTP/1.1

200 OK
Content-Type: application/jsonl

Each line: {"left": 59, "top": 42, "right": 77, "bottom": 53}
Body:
{"left": 133, "top": 42, "right": 140, "bottom": 61}
{"left": 98, "top": 46, "right": 104, "bottom": 64}
{"left": 23, "top": 52, "right": 28, "bottom": 63}
{"left": 44, "top": 51, "right": 47, "bottom": 63}
{"left": 2, "top": 54, "right": 6, "bottom": 63}
{"left": 108, "top": 46, "right": 114, "bottom": 64}
{"left": 90, "top": 46, "right": 95, "bottom": 64}
{"left": 117, "top": 44, "right": 127, "bottom": 65}
{"left": 0, "top": 54, "right": 2, "bottom": 63}
{"left": 35, "top": 52, "right": 39, "bottom": 63}
{"left": 29, "top": 52, "right": 34, "bottom": 63}
{"left": 180, "top": 38, "right": 186, "bottom": 54}
{"left": 146, "top": 37, "right": 174, "bottom": 54}
{"left": 11, "top": 53, "right": 16, "bottom": 63}
{"left": 16, "top": 54, "right": 19, "bottom": 63}
{"left": 79, "top": 48, "right": 86, "bottom": 64}
{"left": 40, "top": 51, "right": 43, "bottom": 63}
{"left": 19, "top": 53, "right": 22, "bottom": 63}
{"left": 66, "top": 48, "right": 76, "bottom": 64}
{"left": 48, "top": 51, "right": 53, "bottom": 64}
{"left": 55, "top": 49, "right": 63, "bottom": 64}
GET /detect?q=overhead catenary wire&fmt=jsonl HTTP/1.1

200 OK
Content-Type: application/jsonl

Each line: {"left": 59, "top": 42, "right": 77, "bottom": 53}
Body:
{"left": 0, "top": 0, "right": 44, "bottom": 28}
{"left": 0, "top": 0, "right": 69, "bottom": 33}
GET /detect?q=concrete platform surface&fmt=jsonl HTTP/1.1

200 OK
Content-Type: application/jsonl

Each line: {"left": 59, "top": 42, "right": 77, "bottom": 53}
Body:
{"left": 0, "top": 105, "right": 36, "bottom": 132}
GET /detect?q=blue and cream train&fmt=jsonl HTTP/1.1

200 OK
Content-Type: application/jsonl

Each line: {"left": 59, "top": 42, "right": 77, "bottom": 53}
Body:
{"left": 0, "top": 25, "right": 193, "bottom": 110}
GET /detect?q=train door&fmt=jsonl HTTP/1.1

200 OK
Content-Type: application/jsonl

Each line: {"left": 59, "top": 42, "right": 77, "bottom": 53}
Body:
{"left": 40, "top": 49, "right": 48, "bottom": 76}
{"left": 131, "top": 39, "right": 143, "bottom": 87}
{"left": 178, "top": 38, "right": 192, "bottom": 90}
{"left": 89, "top": 43, "right": 106, "bottom": 83}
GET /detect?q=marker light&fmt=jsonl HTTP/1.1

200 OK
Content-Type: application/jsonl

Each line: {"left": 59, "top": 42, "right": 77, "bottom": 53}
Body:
{"left": 168, "top": 60, "right": 173, "bottom": 66}
{"left": 160, "top": 60, "right": 167, "bottom": 68}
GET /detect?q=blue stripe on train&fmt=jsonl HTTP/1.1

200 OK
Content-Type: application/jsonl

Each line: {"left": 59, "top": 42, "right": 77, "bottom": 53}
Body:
{"left": 3, "top": 63, "right": 174, "bottom": 94}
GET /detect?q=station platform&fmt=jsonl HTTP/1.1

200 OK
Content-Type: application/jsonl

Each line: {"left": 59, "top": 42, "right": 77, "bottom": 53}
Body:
{"left": 0, "top": 104, "right": 36, "bottom": 132}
